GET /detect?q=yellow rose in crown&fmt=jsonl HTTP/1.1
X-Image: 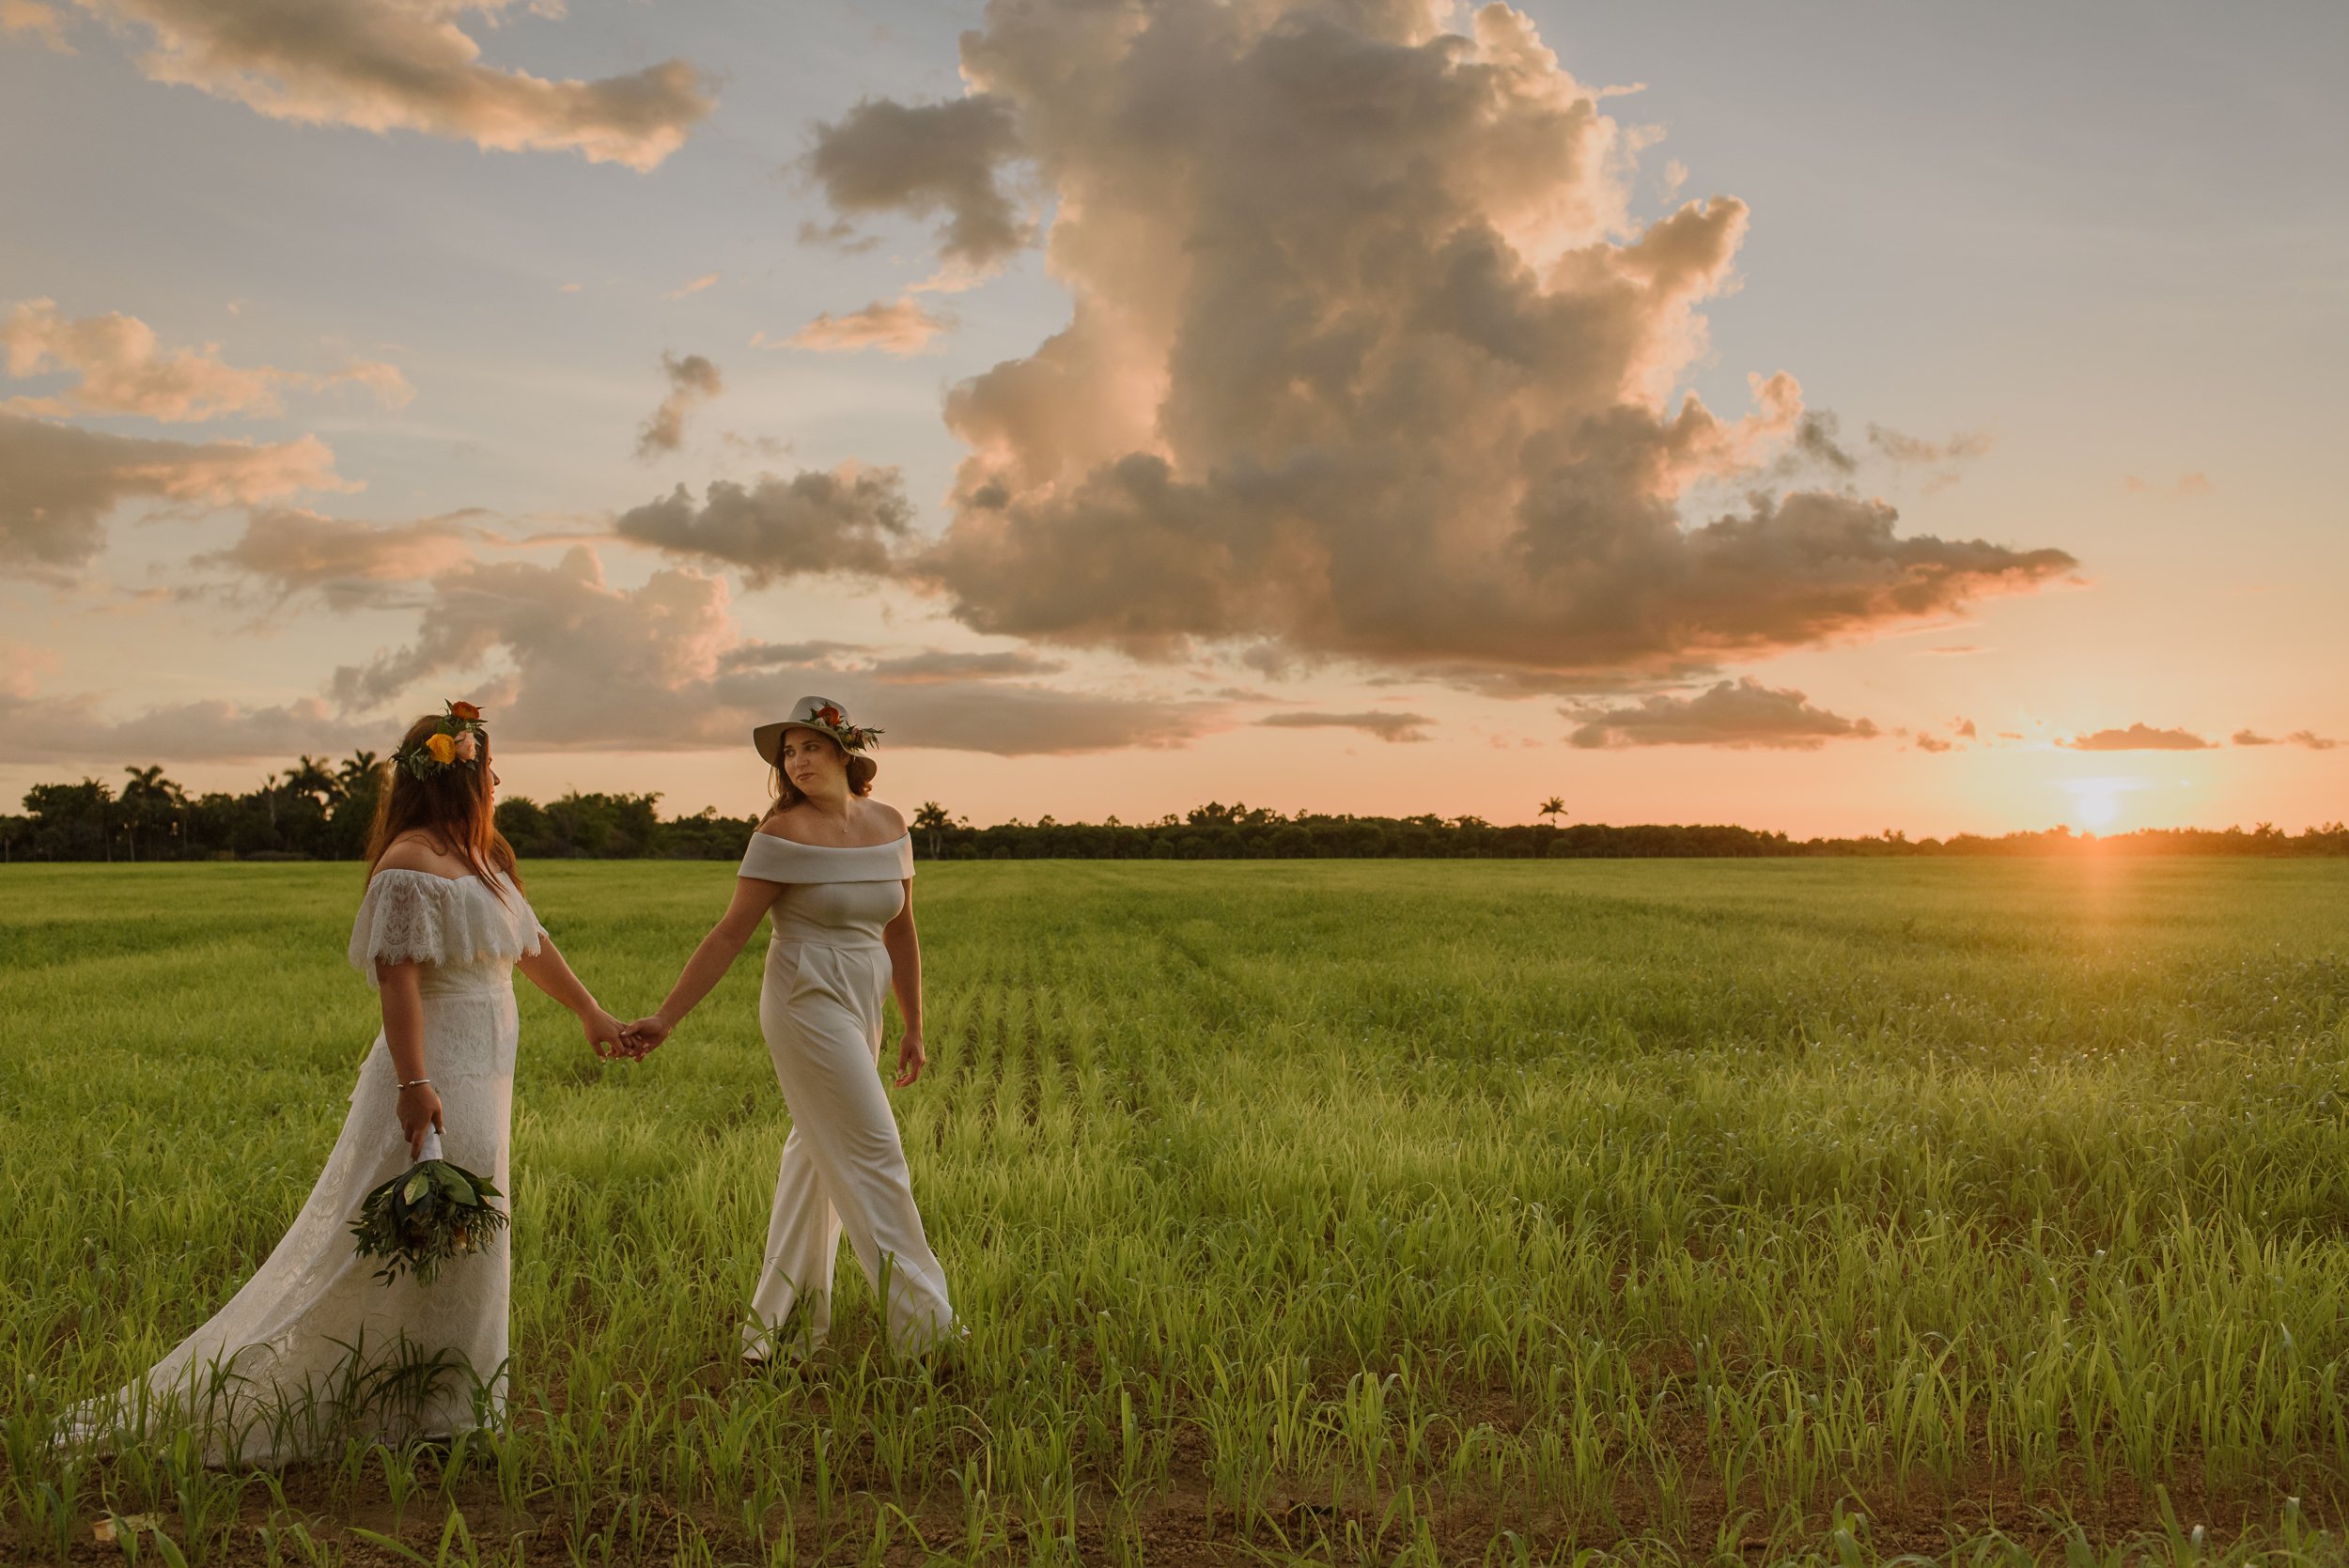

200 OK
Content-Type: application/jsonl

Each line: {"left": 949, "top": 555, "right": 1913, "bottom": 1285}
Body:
{"left": 425, "top": 733, "right": 458, "bottom": 765}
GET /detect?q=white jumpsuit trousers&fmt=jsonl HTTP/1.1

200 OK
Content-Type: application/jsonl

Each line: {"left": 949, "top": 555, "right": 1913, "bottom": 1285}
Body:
{"left": 736, "top": 831, "right": 956, "bottom": 1359}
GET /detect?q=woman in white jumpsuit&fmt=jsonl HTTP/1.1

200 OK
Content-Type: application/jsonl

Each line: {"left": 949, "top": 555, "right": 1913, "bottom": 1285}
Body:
{"left": 625, "top": 696, "right": 956, "bottom": 1360}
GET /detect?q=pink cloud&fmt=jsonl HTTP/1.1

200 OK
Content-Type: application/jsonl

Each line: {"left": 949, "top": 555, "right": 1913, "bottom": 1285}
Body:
{"left": 2060, "top": 722, "right": 2214, "bottom": 752}
{"left": 0, "top": 411, "right": 352, "bottom": 572}
{"left": 75, "top": 0, "right": 713, "bottom": 168}
{"left": 780, "top": 298, "right": 956, "bottom": 356}
{"left": 1566, "top": 678, "right": 1879, "bottom": 750}
{"left": 327, "top": 547, "right": 1221, "bottom": 756}
{"left": 4, "top": 297, "right": 411, "bottom": 422}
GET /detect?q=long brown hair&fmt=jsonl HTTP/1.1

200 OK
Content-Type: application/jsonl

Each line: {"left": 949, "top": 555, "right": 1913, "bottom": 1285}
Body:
{"left": 366, "top": 711, "right": 521, "bottom": 893}
{"left": 767, "top": 733, "right": 873, "bottom": 817}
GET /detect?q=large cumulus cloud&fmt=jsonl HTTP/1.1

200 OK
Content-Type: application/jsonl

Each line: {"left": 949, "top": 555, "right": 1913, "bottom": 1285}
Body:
{"left": 788, "top": 0, "right": 2073, "bottom": 687}
{"left": 3, "top": 1, "right": 72, "bottom": 51}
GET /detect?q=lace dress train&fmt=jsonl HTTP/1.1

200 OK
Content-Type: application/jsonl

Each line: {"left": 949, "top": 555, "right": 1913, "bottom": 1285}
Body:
{"left": 66, "top": 870, "right": 545, "bottom": 1466}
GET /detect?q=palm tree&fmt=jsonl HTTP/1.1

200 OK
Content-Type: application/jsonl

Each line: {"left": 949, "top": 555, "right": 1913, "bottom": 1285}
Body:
{"left": 120, "top": 765, "right": 179, "bottom": 862}
{"left": 336, "top": 750, "right": 381, "bottom": 795}
{"left": 1539, "top": 796, "right": 1567, "bottom": 827}
{"left": 288, "top": 753, "right": 342, "bottom": 806}
{"left": 912, "top": 801, "right": 954, "bottom": 861}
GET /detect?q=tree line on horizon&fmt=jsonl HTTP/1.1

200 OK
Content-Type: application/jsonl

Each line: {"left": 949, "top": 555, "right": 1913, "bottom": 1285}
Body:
{"left": 6, "top": 755, "right": 2346, "bottom": 864}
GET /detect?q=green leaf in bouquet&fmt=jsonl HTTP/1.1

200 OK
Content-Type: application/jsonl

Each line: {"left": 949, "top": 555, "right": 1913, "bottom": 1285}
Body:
{"left": 402, "top": 1172, "right": 432, "bottom": 1206}
{"left": 430, "top": 1163, "right": 478, "bottom": 1206}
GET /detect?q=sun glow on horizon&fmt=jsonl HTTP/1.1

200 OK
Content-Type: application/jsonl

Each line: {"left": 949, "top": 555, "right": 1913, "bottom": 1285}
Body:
{"left": 2061, "top": 774, "right": 2150, "bottom": 832}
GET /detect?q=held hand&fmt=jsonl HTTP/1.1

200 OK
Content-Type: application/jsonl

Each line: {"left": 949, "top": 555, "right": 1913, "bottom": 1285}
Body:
{"left": 583, "top": 1007, "right": 629, "bottom": 1061}
{"left": 893, "top": 1025, "right": 927, "bottom": 1088}
{"left": 620, "top": 1015, "right": 674, "bottom": 1060}
{"left": 397, "top": 1081, "right": 443, "bottom": 1159}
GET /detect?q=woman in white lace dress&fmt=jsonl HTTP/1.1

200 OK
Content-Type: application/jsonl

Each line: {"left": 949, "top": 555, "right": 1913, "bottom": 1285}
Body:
{"left": 624, "top": 696, "right": 957, "bottom": 1362}
{"left": 73, "top": 702, "right": 629, "bottom": 1465}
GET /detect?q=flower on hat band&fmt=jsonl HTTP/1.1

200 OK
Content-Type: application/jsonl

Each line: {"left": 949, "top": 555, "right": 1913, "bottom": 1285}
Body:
{"left": 796, "top": 703, "right": 881, "bottom": 753}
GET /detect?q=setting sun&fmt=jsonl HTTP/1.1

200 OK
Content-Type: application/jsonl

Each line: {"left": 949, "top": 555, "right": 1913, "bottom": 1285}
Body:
{"left": 2061, "top": 775, "right": 2147, "bottom": 832}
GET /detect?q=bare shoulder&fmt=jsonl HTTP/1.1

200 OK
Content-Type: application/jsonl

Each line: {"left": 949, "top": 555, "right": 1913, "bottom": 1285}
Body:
{"left": 372, "top": 831, "right": 469, "bottom": 880}
{"left": 755, "top": 803, "right": 807, "bottom": 840}
{"left": 756, "top": 800, "right": 906, "bottom": 847}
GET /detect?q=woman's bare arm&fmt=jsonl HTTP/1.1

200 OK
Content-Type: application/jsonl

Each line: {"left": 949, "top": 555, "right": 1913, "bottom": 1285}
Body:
{"left": 625, "top": 877, "right": 787, "bottom": 1051}
{"left": 376, "top": 958, "right": 441, "bottom": 1157}
{"left": 516, "top": 936, "right": 629, "bottom": 1059}
{"left": 881, "top": 880, "right": 926, "bottom": 1086}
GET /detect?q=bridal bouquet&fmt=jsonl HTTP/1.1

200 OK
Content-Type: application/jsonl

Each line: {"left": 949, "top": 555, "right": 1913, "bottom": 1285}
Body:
{"left": 350, "top": 1131, "right": 508, "bottom": 1285}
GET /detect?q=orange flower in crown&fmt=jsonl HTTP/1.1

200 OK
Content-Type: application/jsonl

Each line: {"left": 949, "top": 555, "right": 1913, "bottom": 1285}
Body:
{"left": 399, "top": 699, "right": 490, "bottom": 781}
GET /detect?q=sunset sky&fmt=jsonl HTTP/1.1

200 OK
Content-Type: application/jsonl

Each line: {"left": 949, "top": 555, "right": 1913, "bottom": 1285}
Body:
{"left": 4, "top": 0, "right": 2342, "bottom": 837}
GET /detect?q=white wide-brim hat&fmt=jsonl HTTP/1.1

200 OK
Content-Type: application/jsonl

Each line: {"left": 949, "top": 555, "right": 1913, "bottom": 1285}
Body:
{"left": 753, "top": 694, "right": 879, "bottom": 787}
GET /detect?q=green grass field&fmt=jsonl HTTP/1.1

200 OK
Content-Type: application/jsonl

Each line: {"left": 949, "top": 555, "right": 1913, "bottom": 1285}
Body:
{"left": 6, "top": 859, "right": 2349, "bottom": 1566}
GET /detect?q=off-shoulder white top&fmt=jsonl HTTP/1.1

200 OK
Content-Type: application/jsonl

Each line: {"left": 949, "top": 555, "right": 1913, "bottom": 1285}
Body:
{"left": 739, "top": 831, "right": 913, "bottom": 950}
{"left": 738, "top": 831, "right": 915, "bottom": 885}
{"left": 347, "top": 869, "right": 548, "bottom": 989}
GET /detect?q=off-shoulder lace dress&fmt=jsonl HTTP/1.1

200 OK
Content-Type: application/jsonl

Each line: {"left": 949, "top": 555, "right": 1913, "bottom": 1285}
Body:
{"left": 68, "top": 870, "right": 545, "bottom": 1465}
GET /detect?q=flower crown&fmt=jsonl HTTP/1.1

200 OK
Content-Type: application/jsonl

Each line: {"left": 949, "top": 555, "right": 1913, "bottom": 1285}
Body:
{"left": 803, "top": 702, "right": 882, "bottom": 752}
{"left": 397, "top": 700, "right": 488, "bottom": 781}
